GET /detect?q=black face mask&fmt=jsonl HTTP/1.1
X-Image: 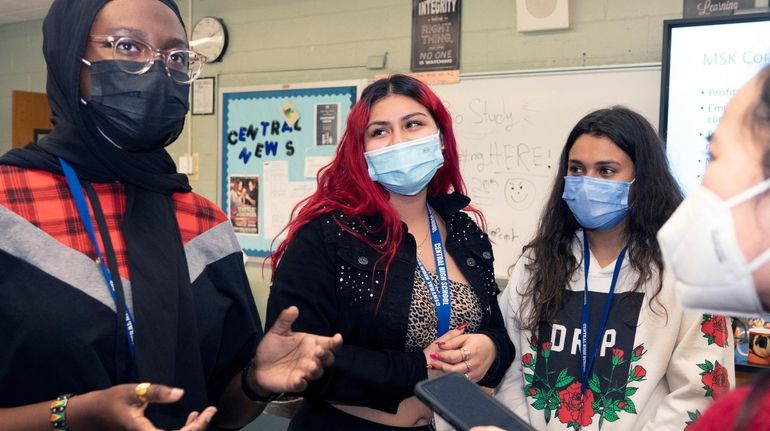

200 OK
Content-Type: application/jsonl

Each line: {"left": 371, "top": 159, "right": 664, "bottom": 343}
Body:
{"left": 81, "top": 60, "right": 189, "bottom": 152}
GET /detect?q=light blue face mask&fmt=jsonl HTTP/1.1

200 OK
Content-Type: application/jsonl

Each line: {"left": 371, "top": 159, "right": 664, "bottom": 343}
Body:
{"left": 364, "top": 132, "right": 444, "bottom": 196}
{"left": 562, "top": 176, "right": 634, "bottom": 231}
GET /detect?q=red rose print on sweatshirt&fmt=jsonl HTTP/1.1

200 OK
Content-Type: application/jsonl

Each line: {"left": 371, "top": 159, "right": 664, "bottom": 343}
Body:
{"left": 522, "top": 353, "right": 534, "bottom": 368}
{"left": 700, "top": 314, "right": 728, "bottom": 347}
{"left": 558, "top": 382, "right": 595, "bottom": 428}
{"left": 697, "top": 359, "right": 730, "bottom": 399}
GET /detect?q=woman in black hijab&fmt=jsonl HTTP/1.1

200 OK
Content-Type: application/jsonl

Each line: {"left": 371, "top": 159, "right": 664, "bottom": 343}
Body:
{"left": 0, "top": 0, "right": 341, "bottom": 429}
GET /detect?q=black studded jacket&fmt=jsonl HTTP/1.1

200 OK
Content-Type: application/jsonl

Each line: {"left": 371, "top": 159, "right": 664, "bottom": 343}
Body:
{"left": 265, "top": 192, "right": 515, "bottom": 414}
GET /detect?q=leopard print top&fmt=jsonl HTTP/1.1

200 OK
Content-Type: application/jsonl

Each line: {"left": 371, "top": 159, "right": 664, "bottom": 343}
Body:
{"left": 405, "top": 267, "right": 483, "bottom": 352}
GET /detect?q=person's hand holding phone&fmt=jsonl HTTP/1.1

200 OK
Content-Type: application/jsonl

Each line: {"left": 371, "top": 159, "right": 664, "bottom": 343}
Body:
{"left": 414, "top": 373, "right": 533, "bottom": 431}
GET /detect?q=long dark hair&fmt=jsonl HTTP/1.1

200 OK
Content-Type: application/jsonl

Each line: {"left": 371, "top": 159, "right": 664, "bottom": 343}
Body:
{"left": 270, "top": 74, "right": 481, "bottom": 283}
{"left": 518, "top": 106, "right": 683, "bottom": 331}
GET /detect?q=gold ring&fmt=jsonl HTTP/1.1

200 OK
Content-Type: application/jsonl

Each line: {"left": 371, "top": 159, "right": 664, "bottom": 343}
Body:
{"left": 135, "top": 382, "right": 151, "bottom": 404}
{"left": 460, "top": 348, "right": 470, "bottom": 362}
{"left": 464, "top": 360, "right": 471, "bottom": 373}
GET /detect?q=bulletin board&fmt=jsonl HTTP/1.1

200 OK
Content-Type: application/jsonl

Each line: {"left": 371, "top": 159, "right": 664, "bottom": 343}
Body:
{"left": 218, "top": 81, "right": 364, "bottom": 257}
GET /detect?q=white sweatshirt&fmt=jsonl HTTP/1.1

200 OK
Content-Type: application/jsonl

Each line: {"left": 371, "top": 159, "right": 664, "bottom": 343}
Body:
{"left": 495, "top": 233, "right": 735, "bottom": 431}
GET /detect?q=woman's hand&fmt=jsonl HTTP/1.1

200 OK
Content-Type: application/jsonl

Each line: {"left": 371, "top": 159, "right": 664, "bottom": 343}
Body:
{"left": 429, "top": 333, "right": 497, "bottom": 382}
{"left": 69, "top": 383, "right": 216, "bottom": 430}
{"left": 423, "top": 326, "right": 467, "bottom": 378}
{"left": 251, "top": 306, "right": 343, "bottom": 394}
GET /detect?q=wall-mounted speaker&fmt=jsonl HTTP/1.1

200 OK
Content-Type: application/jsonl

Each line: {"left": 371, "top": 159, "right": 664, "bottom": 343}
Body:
{"left": 516, "top": 0, "right": 571, "bottom": 32}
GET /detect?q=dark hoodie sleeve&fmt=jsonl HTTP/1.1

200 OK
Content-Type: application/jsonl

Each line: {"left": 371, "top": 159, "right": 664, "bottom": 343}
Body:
{"left": 185, "top": 223, "right": 262, "bottom": 405}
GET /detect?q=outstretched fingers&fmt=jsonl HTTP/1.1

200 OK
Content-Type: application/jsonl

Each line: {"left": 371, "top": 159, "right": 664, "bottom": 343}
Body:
{"left": 136, "top": 383, "right": 184, "bottom": 405}
{"left": 314, "top": 333, "right": 343, "bottom": 366}
{"left": 180, "top": 406, "right": 218, "bottom": 431}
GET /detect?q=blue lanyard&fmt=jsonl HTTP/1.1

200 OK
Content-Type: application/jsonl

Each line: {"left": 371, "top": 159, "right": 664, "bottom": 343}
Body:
{"left": 579, "top": 234, "right": 626, "bottom": 394}
{"left": 58, "top": 158, "right": 136, "bottom": 359}
{"left": 415, "top": 205, "right": 451, "bottom": 336}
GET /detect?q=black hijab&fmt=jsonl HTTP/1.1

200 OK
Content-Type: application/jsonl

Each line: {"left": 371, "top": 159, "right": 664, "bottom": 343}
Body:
{"left": 3, "top": 0, "right": 191, "bottom": 190}
{"left": 0, "top": 0, "right": 206, "bottom": 426}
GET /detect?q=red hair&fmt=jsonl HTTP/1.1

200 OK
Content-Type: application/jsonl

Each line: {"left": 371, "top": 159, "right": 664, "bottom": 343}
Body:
{"left": 270, "top": 74, "right": 483, "bottom": 282}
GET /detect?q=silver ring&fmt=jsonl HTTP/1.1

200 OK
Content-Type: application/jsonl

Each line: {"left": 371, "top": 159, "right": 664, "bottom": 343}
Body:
{"left": 464, "top": 372, "right": 470, "bottom": 379}
{"left": 460, "top": 348, "right": 470, "bottom": 362}
{"left": 464, "top": 360, "right": 471, "bottom": 373}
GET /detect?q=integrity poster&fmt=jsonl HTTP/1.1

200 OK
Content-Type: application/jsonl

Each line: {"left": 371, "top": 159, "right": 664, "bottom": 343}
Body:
{"left": 411, "top": 0, "right": 461, "bottom": 72}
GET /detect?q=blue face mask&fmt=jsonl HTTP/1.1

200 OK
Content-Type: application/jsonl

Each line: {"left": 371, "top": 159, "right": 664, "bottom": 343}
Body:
{"left": 562, "top": 176, "right": 634, "bottom": 231}
{"left": 364, "top": 132, "right": 443, "bottom": 196}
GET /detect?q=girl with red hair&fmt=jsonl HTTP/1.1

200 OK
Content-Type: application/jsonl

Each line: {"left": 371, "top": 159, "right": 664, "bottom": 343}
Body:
{"left": 266, "top": 74, "right": 514, "bottom": 430}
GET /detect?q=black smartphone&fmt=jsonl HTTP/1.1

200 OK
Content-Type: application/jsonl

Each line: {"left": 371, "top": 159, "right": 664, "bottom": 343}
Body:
{"left": 414, "top": 373, "right": 533, "bottom": 431}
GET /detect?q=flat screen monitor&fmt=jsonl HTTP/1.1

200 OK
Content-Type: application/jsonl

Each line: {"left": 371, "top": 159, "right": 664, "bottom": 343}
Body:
{"left": 660, "top": 13, "right": 770, "bottom": 195}
{"left": 660, "top": 13, "right": 770, "bottom": 373}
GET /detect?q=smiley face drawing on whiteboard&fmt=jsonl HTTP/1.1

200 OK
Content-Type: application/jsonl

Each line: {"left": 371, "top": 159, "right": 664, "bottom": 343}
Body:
{"left": 504, "top": 178, "right": 536, "bottom": 210}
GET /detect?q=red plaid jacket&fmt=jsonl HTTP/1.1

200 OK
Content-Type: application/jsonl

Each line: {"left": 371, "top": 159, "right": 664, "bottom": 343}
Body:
{"left": 0, "top": 165, "right": 227, "bottom": 280}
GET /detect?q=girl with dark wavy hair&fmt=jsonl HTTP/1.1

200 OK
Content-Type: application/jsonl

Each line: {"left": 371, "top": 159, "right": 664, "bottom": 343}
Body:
{"left": 496, "top": 106, "right": 733, "bottom": 430}
{"left": 266, "top": 74, "right": 514, "bottom": 430}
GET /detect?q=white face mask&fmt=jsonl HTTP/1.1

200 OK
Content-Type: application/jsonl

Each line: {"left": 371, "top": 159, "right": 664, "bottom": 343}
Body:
{"left": 657, "top": 180, "right": 770, "bottom": 317}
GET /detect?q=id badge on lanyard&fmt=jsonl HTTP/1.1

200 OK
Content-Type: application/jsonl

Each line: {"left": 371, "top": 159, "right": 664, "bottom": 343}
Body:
{"left": 415, "top": 205, "right": 452, "bottom": 336}
{"left": 579, "top": 234, "right": 626, "bottom": 395}
{"left": 59, "top": 157, "right": 136, "bottom": 359}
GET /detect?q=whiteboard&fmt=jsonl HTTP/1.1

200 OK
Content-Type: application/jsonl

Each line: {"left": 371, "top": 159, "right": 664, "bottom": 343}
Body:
{"left": 430, "top": 65, "right": 661, "bottom": 279}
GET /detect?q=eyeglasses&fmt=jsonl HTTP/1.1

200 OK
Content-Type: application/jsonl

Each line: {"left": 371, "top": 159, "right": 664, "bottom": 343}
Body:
{"left": 88, "top": 35, "right": 207, "bottom": 84}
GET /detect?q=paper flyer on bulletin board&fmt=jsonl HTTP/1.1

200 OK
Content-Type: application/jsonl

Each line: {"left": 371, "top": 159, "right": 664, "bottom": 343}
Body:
{"left": 219, "top": 81, "right": 363, "bottom": 257}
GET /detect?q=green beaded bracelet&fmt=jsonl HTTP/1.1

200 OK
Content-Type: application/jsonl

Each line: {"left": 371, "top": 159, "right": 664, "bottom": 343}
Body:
{"left": 50, "top": 393, "right": 73, "bottom": 431}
